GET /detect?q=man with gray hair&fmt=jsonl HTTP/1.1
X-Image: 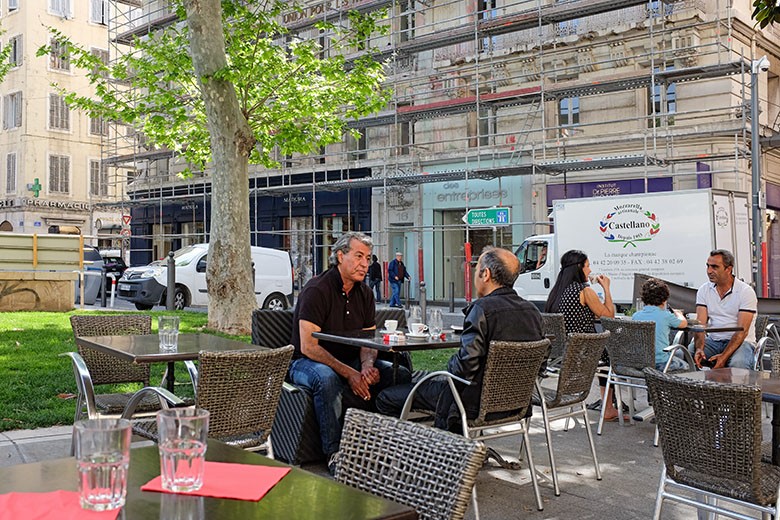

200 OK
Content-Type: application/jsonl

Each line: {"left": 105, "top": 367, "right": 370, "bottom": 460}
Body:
{"left": 289, "top": 231, "right": 411, "bottom": 473}
{"left": 692, "top": 249, "right": 757, "bottom": 369}
{"left": 377, "top": 246, "right": 544, "bottom": 431}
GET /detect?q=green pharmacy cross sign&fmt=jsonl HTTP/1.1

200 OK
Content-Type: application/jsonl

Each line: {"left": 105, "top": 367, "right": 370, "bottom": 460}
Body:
{"left": 462, "top": 207, "right": 511, "bottom": 226}
{"left": 27, "top": 178, "right": 42, "bottom": 197}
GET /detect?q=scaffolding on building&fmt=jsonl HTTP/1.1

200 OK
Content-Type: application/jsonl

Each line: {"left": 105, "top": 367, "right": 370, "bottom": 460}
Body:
{"left": 100, "top": 0, "right": 756, "bottom": 295}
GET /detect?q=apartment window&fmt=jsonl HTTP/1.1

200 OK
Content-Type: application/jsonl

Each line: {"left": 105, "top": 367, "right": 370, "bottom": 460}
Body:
{"left": 89, "top": 159, "right": 107, "bottom": 196}
{"left": 346, "top": 131, "right": 367, "bottom": 160}
{"left": 559, "top": 96, "right": 580, "bottom": 135}
{"left": 648, "top": 65, "right": 676, "bottom": 127}
{"left": 49, "top": 38, "right": 69, "bottom": 71}
{"left": 3, "top": 91, "right": 21, "bottom": 129}
{"left": 90, "top": 115, "right": 108, "bottom": 136}
{"left": 8, "top": 35, "right": 21, "bottom": 67}
{"left": 49, "top": 155, "right": 70, "bottom": 194}
{"left": 8, "top": 0, "right": 17, "bottom": 12}
{"left": 48, "top": 0, "right": 71, "bottom": 18}
{"left": 49, "top": 93, "right": 70, "bottom": 131}
{"left": 399, "top": 0, "right": 415, "bottom": 43}
{"left": 91, "top": 48, "right": 109, "bottom": 78}
{"left": 478, "top": 0, "right": 497, "bottom": 51}
{"left": 5, "top": 153, "right": 16, "bottom": 194}
{"left": 556, "top": 0, "right": 579, "bottom": 37}
{"left": 90, "top": 0, "right": 108, "bottom": 25}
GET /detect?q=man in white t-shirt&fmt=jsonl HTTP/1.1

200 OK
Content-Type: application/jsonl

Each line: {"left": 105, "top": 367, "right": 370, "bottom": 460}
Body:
{"left": 693, "top": 249, "right": 757, "bottom": 369}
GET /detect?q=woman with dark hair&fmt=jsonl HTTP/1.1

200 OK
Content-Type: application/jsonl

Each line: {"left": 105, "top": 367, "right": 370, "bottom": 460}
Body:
{"left": 546, "top": 250, "right": 622, "bottom": 420}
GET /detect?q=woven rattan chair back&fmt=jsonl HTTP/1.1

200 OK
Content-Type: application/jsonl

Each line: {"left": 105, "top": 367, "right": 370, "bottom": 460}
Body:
{"left": 251, "top": 309, "right": 294, "bottom": 349}
{"left": 600, "top": 317, "right": 654, "bottom": 375}
{"left": 644, "top": 368, "right": 774, "bottom": 505}
{"left": 336, "top": 408, "right": 486, "bottom": 520}
{"left": 549, "top": 332, "right": 611, "bottom": 407}
{"left": 475, "top": 339, "right": 550, "bottom": 424}
{"left": 540, "top": 313, "right": 567, "bottom": 360}
{"left": 70, "top": 315, "right": 152, "bottom": 386}
{"left": 772, "top": 350, "right": 780, "bottom": 376}
{"left": 375, "top": 308, "right": 407, "bottom": 331}
{"left": 756, "top": 314, "right": 770, "bottom": 341}
{"left": 195, "top": 346, "right": 293, "bottom": 443}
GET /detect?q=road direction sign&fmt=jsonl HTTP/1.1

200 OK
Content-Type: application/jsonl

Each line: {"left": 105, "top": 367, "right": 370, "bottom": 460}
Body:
{"left": 462, "top": 207, "right": 511, "bottom": 226}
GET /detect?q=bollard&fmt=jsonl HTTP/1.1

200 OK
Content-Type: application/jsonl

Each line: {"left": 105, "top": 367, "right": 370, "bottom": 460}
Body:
{"left": 419, "top": 282, "right": 427, "bottom": 325}
{"left": 404, "top": 279, "right": 411, "bottom": 310}
{"left": 100, "top": 265, "right": 108, "bottom": 307}
{"left": 166, "top": 251, "right": 175, "bottom": 310}
{"left": 109, "top": 273, "right": 116, "bottom": 308}
{"left": 449, "top": 281, "right": 455, "bottom": 313}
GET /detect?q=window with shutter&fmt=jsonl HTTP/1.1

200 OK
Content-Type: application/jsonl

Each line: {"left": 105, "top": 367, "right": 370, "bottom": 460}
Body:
{"left": 6, "top": 153, "right": 16, "bottom": 194}
{"left": 90, "top": 0, "right": 108, "bottom": 25}
{"left": 90, "top": 48, "right": 109, "bottom": 79}
{"left": 4, "top": 92, "right": 21, "bottom": 130}
{"left": 49, "top": 155, "right": 69, "bottom": 194}
{"left": 90, "top": 115, "right": 108, "bottom": 136}
{"left": 50, "top": 38, "right": 69, "bottom": 71}
{"left": 49, "top": 0, "right": 71, "bottom": 18}
{"left": 9, "top": 35, "right": 22, "bottom": 67}
{"left": 49, "top": 94, "right": 69, "bottom": 131}
{"left": 89, "top": 159, "right": 99, "bottom": 196}
{"left": 8, "top": 0, "right": 18, "bottom": 11}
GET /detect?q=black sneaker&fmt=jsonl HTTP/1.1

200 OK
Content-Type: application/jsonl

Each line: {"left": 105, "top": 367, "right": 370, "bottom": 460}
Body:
{"left": 327, "top": 453, "right": 338, "bottom": 477}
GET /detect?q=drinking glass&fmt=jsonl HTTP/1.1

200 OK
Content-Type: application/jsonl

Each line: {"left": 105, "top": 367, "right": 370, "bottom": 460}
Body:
{"left": 75, "top": 418, "right": 132, "bottom": 511}
{"left": 158, "top": 316, "right": 180, "bottom": 352}
{"left": 428, "top": 308, "right": 443, "bottom": 337}
{"left": 157, "top": 408, "right": 210, "bottom": 492}
{"left": 408, "top": 305, "right": 422, "bottom": 332}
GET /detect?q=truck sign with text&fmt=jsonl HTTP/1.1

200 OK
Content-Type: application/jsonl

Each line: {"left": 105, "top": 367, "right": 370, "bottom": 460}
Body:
{"left": 513, "top": 189, "right": 752, "bottom": 306}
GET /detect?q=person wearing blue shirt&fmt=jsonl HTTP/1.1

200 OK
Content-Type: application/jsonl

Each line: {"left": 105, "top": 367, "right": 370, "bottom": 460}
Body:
{"left": 387, "top": 252, "right": 410, "bottom": 308}
{"left": 632, "top": 278, "right": 689, "bottom": 370}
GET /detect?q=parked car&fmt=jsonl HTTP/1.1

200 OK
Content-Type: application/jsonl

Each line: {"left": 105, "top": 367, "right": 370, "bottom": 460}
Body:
{"left": 74, "top": 245, "right": 104, "bottom": 305}
{"left": 117, "top": 243, "right": 293, "bottom": 311}
{"left": 99, "top": 251, "right": 128, "bottom": 292}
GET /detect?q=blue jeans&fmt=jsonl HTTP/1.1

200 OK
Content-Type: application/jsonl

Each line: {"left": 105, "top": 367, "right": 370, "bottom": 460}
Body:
{"left": 287, "top": 356, "right": 410, "bottom": 456}
{"left": 389, "top": 280, "right": 402, "bottom": 307}
{"left": 369, "top": 279, "right": 382, "bottom": 302}
{"left": 656, "top": 349, "right": 689, "bottom": 372}
{"left": 689, "top": 337, "right": 755, "bottom": 369}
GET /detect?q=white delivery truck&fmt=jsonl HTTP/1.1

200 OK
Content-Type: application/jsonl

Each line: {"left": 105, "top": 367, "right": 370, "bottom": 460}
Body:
{"left": 117, "top": 243, "right": 293, "bottom": 311}
{"left": 513, "top": 189, "right": 752, "bottom": 307}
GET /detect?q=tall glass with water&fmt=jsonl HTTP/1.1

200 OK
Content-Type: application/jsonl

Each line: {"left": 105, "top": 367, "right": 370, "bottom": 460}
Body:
{"left": 75, "top": 418, "right": 132, "bottom": 511}
{"left": 158, "top": 315, "right": 180, "bottom": 352}
{"left": 428, "top": 308, "right": 443, "bottom": 338}
{"left": 157, "top": 408, "right": 210, "bottom": 492}
{"left": 408, "top": 305, "right": 422, "bottom": 332}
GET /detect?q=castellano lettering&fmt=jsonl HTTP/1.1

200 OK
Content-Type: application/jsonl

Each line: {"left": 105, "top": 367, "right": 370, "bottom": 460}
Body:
{"left": 608, "top": 221, "right": 649, "bottom": 229}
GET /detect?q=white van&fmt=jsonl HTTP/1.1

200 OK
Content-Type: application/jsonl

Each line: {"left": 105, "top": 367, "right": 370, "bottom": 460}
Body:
{"left": 117, "top": 243, "right": 293, "bottom": 311}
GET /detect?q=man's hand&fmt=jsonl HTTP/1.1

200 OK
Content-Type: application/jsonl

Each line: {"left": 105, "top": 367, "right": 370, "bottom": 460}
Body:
{"left": 694, "top": 349, "right": 706, "bottom": 369}
{"left": 710, "top": 353, "right": 727, "bottom": 369}
{"left": 347, "top": 369, "right": 371, "bottom": 400}
{"left": 361, "top": 364, "right": 380, "bottom": 385}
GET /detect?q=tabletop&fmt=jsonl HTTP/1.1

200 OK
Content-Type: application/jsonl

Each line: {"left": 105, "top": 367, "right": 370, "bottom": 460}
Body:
{"left": 74, "top": 333, "right": 265, "bottom": 364}
{"left": 0, "top": 440, "right": 417, "bottom": 520}
{"left": 677, "top": 368, "right": 780, "bottom": 403}
{"left": 312, "top": 330, "right": 461, "bottom": 352}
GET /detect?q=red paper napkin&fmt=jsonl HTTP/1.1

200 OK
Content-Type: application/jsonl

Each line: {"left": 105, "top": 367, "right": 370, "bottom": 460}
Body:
{"left": 141, "top": 461, "right": 290, "bottom": 501}
{"left": 0, "top": 490, "right": 121, "bottom": 520}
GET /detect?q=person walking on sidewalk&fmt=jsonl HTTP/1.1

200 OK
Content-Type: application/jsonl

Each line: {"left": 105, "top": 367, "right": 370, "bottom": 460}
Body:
{"left": 368, "top": 255, "right": 383, "bottom": 303}
{"left": 387, "top": 251, "right": 410, "bottom": 308}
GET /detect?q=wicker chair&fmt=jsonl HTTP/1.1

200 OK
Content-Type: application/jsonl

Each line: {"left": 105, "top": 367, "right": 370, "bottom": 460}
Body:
{"left": 644, "top": 368, "right": 780, "bottom": 519}
{"left": 531, "top": 331, "right": 610, "bottom": 496}
{"left": 66, "top": 315, "right": 156, "bottom": 422}
{"left": 540, "top": 313, "right": 567, "bottom": 373}
{"left": 597, "top": 318, "right": 693, "bottom": 438}
{"left": 335, "top": 408, "right": 486, "bottom": 520}
{"left": 125, "top": 347, "right": 293, "bottom": 456}
{"left": 756, "top": 314, "right": 770, "bottom": 342}
{"left": 400, "top": 338, "right": 551, "bottom": 512}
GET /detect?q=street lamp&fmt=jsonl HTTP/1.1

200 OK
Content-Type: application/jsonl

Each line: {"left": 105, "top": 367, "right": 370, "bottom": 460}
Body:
{"left": 751, "top": 55, "right": 769, "bottom": 295}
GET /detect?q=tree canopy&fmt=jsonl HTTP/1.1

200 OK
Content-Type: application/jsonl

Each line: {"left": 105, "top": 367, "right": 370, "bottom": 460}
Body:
{"left": 752, "top": 0, "right": 780, "bottom": 28}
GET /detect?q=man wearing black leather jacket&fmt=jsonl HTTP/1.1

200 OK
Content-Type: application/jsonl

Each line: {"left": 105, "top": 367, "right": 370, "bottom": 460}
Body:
{"left": 376, "top": 247, "right": 544, "bottom": 431}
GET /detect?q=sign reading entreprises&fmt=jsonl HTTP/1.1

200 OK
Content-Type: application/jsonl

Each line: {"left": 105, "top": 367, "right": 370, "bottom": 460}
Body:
{"left": 462, "top": 207, "right": 511, "bottom": 226}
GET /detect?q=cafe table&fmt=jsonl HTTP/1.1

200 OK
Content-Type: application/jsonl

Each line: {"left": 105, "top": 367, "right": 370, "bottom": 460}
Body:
{"left": 74, "top": 333, "right": 263, "bottom": 393}
{"left": 312, "top": 330, "right": 461, "bottom": 381}
{"left": 0, "top": 439, "right": 417, "bottom": 520}
{"left": 678, "top": 368, "right": 780, "bottom": 465}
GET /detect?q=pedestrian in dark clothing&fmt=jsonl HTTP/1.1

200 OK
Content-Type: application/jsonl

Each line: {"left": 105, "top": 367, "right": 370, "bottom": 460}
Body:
{"left": 387, "top": 252, "right": 410, "bottom": 308}
{"left": 368, "top": 254, "right": 383, "bottom": 303}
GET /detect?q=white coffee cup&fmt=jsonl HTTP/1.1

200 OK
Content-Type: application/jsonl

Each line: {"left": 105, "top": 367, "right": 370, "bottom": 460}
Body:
{"left": 410, "top": 322, "right": 428, "bottom": 335}
{"left": 384, "top": 320, "right": 398, "bottom": 333}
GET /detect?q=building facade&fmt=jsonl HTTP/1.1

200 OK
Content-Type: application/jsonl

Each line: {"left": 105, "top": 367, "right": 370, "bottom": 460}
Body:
{"left": 0, "top": 0, "right": 123, "bottom": 246}
{"left": 108, "top": 0, "right": 780, "bottom": 299}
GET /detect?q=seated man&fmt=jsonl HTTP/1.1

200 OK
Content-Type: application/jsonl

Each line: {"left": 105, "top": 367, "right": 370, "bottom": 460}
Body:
{"left": 692, "top": 249, "right": 757, "bottom": 369}
{"left": 376, "top": 247, "right": 544, "bottom": 431}
{"left": 288, "top": 231, "right": 411, "bottom": 472}
{"left": 632, "top": 278, "right": 689, "bottom": 371}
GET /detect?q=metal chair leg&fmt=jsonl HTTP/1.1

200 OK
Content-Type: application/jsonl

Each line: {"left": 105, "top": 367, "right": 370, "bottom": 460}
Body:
{"left": 537, "top": 393, "right": 560, "bottom": 496}
{"left": 615, "top": 380, "right": 626, "bottom": 427}
{"left": 652, "top": 467, "right": 666, "bottom": 520}
{"left": 597, "top": 369, "right": 613, "bottom": 435}
{"left": 471, "top": 486, "right": 480, "bottom": 520}
{"left": 581, "top": 402, "right": 602, "bottom": 480}
{"left": 522, "top": 423, "right": 544, "bottom": 511}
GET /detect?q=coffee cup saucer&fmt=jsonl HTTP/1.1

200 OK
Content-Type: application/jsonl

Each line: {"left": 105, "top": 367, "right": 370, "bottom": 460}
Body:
{"left": 379, "top": 329, "right": 399, "bottom": 334}
{"left": 406, "top": 332, "right": 429, "bottom": 339}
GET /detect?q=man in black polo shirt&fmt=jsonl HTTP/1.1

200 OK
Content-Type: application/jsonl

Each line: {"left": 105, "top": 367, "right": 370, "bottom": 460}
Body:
{"left": 377, "top": 247, "right": 544, "bottom": 431}
{"left": 289, "top": 231, "right": 411, "bottom": 469}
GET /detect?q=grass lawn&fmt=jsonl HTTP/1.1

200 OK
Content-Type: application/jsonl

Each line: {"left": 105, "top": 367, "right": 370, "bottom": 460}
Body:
{"left": 0, "top": 310, "right": 453, "bottom": 432}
